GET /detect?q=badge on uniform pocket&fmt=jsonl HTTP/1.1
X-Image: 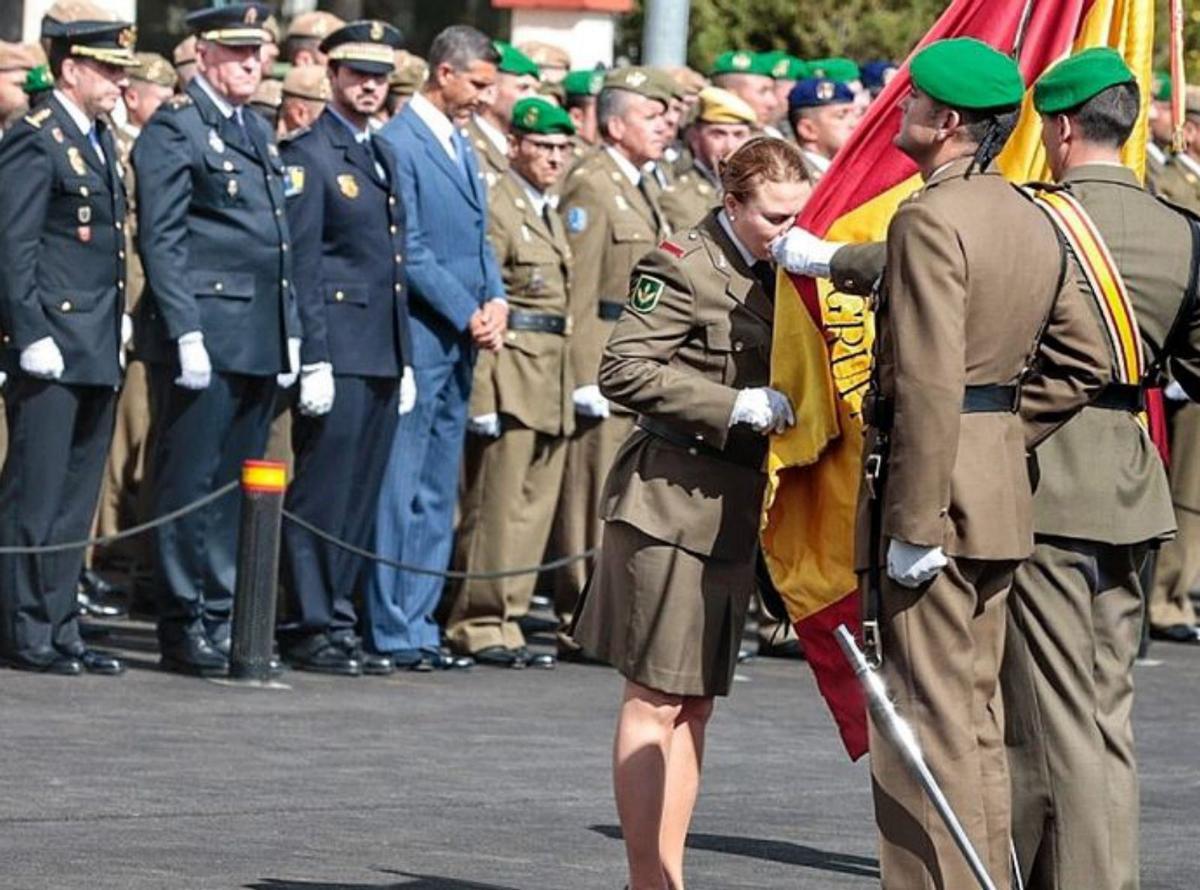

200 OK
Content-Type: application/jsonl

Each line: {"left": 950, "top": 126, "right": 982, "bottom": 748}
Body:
{"left": 77, "top": 205, "right": 92, "bottom": 224}
{"left": 566, "top": 206, "right": 587, "bottom": 233}
{"left": 337, "top": 174, "right": 359, "bottom": 199}
{"left": 630, "top": 275, "right": 664, "bottom": 314}
{"left": 67, "top": 146, "right": 87, "bottom": 176}
{"left": 208, "top": 129, "right": 225, "bottom": 153}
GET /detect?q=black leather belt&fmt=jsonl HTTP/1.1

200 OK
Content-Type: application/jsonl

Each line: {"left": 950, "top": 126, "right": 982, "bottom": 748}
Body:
{"left": 636, "top": 417, "right": 764, "bottom": 470}
{"left": 864, "top": 384, "right": 1020, "bottom": 431}
{"left": 598, "top": 301, "right": 624, "bottom": 321}
{"left": 508, "top": 310, "right": 568, "bottom": 335}
{"left": 1091, "top": 382, "right": 1145, "bottom": 412}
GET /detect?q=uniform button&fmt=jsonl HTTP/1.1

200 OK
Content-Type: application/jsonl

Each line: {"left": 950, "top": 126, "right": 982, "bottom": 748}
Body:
{"left": 214, "top": 282, "right": 224, "bottom": 292}
{"left": 388, "top": 196, "right": 396, "bottom": 206}
{"left": 80, "top": 186, "right": 89, "bottom": 197}
{"left": 389, "top": 225, "right": 397, "bottom": 234}
{"left": 335, "top": 290, "right": 345, "bottom": 301}
{"left": 115, "top": 221, "right": 122, "bottom": 230}
{"left": 60, "top": 300, "right": 72, "bottom": 312}
{"left": 688, "top": 447, "right": 698, "bottom": 456}
{"left": 281, "top": 243, "right": 288, "bottom": 252}
{"left": 394, "top": 283, "right": 402, "bottom": 292}
{"left": 394, "top": 254, "right": 402, "bottom": 263}
{"left": 223, "top": 161, "right": 234, "bottom": 172}
{"left": 733, "top": 341, "right": 744, "bottom": 352}
{"left": 281, "top": 278, "right": 288, "bottom": 288}
{"left": 118, "top": 280, "right": 124, "bottom": 288}
{"left": 118, "top": 250, "right": 125, "bottom": 259}
{"left": 275, "top": 209, "right": 282, "bottom": 217}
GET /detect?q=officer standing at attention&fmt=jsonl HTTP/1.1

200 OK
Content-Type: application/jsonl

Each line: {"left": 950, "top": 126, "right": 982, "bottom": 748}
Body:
{"left": 445, "top": 98, "right": 577, "bottom": 668}
{"left": 134, "top": 1, "right": 301, "bottom": 677}
{"left": 786, "top": 77, "right": 858, "bottom": 181}
{"left": 573, "top": 137, "right": 805, "bottom": 890}
{"left": 775, "top": 38, "right": 1109, "bottom": 890}
{"left": 0, "top": 1, "right": 137, "bottom": 675}
{"left": 659, "top": 86, "right": 756, "bottom": 232}
{"left": 1001, "top": 51, "right": 1200, "bottom": 890}
{"left": 550, "top": 67, "right": 671, "bottom": 655}
{"left": 466, "top": 42, "right": 539, "bottom": 193}
{"left": 275, "top": 20, "right": 411, "bottom": 677}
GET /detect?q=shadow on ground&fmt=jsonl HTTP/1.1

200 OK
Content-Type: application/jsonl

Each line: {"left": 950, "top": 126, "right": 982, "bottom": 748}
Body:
{"left": 589, "top": 824, "right": 880, "bottom": 879}
{"left": 248, "top": 872, "right": 524, "bottom": 890}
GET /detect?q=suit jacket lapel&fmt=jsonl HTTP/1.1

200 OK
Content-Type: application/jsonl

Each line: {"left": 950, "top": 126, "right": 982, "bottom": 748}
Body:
{"left": 408, "top": 112, "right": 477, "bottom": 205}
{"left": 321, "top": 111, "right": 383, "bottom": 188}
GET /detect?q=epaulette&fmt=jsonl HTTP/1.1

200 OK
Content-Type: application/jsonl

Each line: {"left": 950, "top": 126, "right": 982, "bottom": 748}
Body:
{"left": 24, "top": 107, "right": 52, "bottom": 129}
{"left": 666, "top": 229, "right": 706, "bottom": 262}
{"left": 164, "top": 94, "right": 193, "bottom": 111}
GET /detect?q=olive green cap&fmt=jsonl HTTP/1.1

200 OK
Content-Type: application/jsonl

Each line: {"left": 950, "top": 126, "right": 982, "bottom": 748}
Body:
{"left": 511, "top": 96, "right": 576, "bottom": 135}
{"left": 709, "top": 50, "right": 773, "bottom": 78}
{"left": 494, "top": 40, "right": 539, "bottom": 78}
{"left": 808, "top": 57, "right": 861, "bottom": 84}
{"left": 1033, "top": 48, "right": 1134, "bottom": 115}
{"left": 909, "top": 38, "right": 1025, "bottom": 110}
{"left": 761, "top": 50, "right": 808, "bottom": 81}
{"left": 23, "top": 63, "right": 54, "bottom": 94}
{"left": 603, "top": 67, "right": 672, "bottom": 105}
{"left": 562, "top": 68, "right": 604, "bottom": 97}
{"left": 129, "top": 51, "right": 177, "bottom": 88}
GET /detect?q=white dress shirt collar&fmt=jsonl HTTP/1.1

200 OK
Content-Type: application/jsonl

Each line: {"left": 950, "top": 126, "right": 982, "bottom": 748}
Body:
{"left": 193, "top": 74, "right": 238, "bottom": 119}
{"left": 717, "top": 209, "right": 757, "bottom": 268}
{"left": 802, "top": 149, "right": 832, "bottom": 173}
{"left": 605, "top": 145, "right": 642, "bottom": 186}
{"left": 515, "top": 172, "right": 559, "bottom": 218}
{"left": 410, "top": 91, "right": 457, "bottom": 160}
{"left": 53, "top": 89, "right": 95, "bottom": 137}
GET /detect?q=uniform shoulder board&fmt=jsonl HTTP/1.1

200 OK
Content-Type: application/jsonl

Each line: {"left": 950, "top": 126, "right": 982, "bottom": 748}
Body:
{"left": 165, "top": 94, "right": 194, "bottom": 111}
{"left": 658, "top": 239, "right": 686, "bottom": 259}
{"left": 24, "top": 107, "right": 52, "bottom": 129}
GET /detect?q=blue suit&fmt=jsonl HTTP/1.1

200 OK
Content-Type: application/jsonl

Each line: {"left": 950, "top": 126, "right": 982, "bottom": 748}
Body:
{"left": 366, "top": 102, "right": 504, "bottom": 661}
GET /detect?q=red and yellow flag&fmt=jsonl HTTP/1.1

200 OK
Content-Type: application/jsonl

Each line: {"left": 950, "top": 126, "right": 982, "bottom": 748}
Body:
{"left": 764, "top": 0, "right": 1156, "bottom": 760}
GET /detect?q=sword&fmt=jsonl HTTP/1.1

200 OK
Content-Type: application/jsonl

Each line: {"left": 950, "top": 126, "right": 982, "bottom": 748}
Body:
{"left": 835, "top": 624, "right": 1000, "bottom": 890}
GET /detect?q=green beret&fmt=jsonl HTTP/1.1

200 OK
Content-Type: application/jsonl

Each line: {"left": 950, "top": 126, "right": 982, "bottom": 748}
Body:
{"left": 910, "top": 38, "right": 1025, "bottom": 110}
{"left": 709, "top": 50, "right": 773, "bottom": 78}
{"left": 603, "top": 66, "right": 672, "bottom": 105}
{"left": 511, "top": 96, "right": 576, "bottom": 135}
{"left": 1033, "top": 48, "right": 1135, "bottom": 115}
{"left": 1152, "top": 69, "right": 1171, "bottom": 102}
{"left": 808, "top": 57, "right": 861, "bottom": 84}
{"left": 563, "top": 68, "right": 604, "bottom": 97}
{"left": 762, "top": 50, "right": 808, "bottom": 81}
{"left": 494, "top": 40, "right": 540, "bottom": 78}
{"left": 23, "top": 63, "right": 54, "bottom": 95}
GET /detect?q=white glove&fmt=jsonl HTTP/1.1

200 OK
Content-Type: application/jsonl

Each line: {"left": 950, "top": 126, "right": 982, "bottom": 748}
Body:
{"left": 573, "top": 384, "right": 610, "bottom": 419}
{"left": 770, "top": 227, "right": 844, "bottom": 278}
{"left": 467, "top": 413, "right": 501, "bottom": 437}
{"left": 298, "top": 362, "right": 335, "bottom": 416}
{"left": 277, "top": 337, "right": 301, "bottom": 388}
{"left": 175, "top": 331, "right": 211, "bottom": 390}
{"left": 19, "top": 336, "right": 65, "bottom": 380}
{"left": 1164, "top": 380, "right": 1190, "bottom": 402}
{"left": 0, "top": 369, "right": 7, "bottom": 389}
{"left": 121, "top": 313, "right": 134, "bottom": 350}
{"left": 398, "top": 366, "right": 417, "bottom": 415}
{"left": 886, "top": 539, "right": 948, "bottom": 588}
{"left": 729, "top": 387, "right": 796, "bottom": 434}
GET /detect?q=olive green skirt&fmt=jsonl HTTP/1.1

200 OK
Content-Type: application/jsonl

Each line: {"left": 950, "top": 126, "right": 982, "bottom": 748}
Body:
{"left": 573, "top": 519, "right": 755, "bottom": 697}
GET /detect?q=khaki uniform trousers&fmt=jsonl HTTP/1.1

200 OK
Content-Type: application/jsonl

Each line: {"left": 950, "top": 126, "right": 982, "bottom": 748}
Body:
{"left": 1003, "top": 537, "right": 1145, "bottom": 890}
{"left": 549, "top": 410, "right": 634, "bottom": 633}
{"left": 869, "top": 556, "right": 1016, "bottom": 890}
{"left": 1148, "top": 403, "right": 1200, "bottom": 629}
{"left": 92, "top": 359, "right": 153, "bottom": 567}
{"left": 446, "top": 423, "right": 567, "bottom": 653}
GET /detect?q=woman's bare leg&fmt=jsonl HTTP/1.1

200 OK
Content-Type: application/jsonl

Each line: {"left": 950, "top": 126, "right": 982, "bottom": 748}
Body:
{"left": 659, "top": 695, "right": 715, "bottom": 890}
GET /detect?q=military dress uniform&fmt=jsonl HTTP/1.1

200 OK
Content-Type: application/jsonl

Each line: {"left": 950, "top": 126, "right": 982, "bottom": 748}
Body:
{"left": 573, "top": 209, "right": 776, "bottom": 696}
{"left": 0, "top": 17, "right": 137, "bottom": 673}
{"left": 551, "top": 133, "right": 670, "bottom": 639}
{"left": 133, "top": 2, "right": 300, "bottom": 673}
{"left": 659, "top": 161, "right": 720, "bottom": 235}
{"left": 446, "top": 136, "right": 576, "bottom": 657}
{"left": 465, "top": 115, "right": 508, "bottom": 192}
{"left": 826, "top": 41, "right": 1109, "bottom": 890}
{"left": 274, "top": 21, "right": 410, "bottom": 673}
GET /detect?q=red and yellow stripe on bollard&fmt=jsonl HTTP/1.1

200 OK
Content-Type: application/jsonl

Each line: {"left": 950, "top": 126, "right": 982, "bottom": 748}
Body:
{"left": 230, "top": 460, "right": 288, "bottom": 682}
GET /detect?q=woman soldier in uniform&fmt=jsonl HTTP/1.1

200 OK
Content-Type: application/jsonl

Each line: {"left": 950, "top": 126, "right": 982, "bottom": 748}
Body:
{"left": 572, "top": 137, "right": 811, "bottom": 890}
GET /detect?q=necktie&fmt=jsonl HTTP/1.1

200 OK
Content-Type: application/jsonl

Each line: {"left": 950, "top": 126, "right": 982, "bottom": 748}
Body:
{"left": 450, "top": 129, "right": 471, "bottom": 182}
{"left": 233, "top": 107, "right": 250, "bottom": 144}
{"left": 752, "top": 260, "right": 776, "bottom": 298}
{"left": 87, "top": 124, "right": 105, "bottom": 162}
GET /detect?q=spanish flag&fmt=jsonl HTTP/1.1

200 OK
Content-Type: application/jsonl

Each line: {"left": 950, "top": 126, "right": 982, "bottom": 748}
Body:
{"left": 763, "top": 0, "right": 1156, "bottom": 760}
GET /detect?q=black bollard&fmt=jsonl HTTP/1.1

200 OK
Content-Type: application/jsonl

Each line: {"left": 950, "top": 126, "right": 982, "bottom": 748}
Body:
{"left": 230, "top": 460, "right": 287, "bottom": 682}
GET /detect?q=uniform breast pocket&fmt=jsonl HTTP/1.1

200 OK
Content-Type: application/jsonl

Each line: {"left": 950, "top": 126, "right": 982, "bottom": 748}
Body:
{"left": 190, "top": 270, "right": 254, "bottom": 301}
{"left": 511, "top": 244, "right": 559, "bottom": 299}
{"left": 704, "top": 318, "right": 770, "bottom": 387}
{"left": 326, "top": 284, "right": 369, "bottom": 307}
{"left": 203, "top": 152, "right": 245, "bottom": 204}
{"left": 610, "top": 224, "right": 652, "bottom": 288}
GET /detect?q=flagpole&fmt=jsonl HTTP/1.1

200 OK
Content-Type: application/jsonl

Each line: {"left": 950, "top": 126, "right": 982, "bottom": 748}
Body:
{"left": 1012, "top": 0, "right": 1037, "bottom": 60}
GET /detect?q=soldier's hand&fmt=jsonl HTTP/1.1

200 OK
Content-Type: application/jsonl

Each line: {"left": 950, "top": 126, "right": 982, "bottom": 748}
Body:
{"left": 730, "top": 387, "right": 795, "bottom": 434}
{"left": 0, "top": 369, "right": 6, "bottom": 389}
{"left": 469, "top": 305, "right": 505, "bottom": 352}
{"left": 298, "top": 363, "right": 335, "bottom": 416}
{"left": 770, "top": 226, "right": 843, "bottom": 278}
{"left": 1164, "top": 380, "right": 1191, "bottom": 402}
{"left": 19, "top": 337, "right": 65, "bottom": 381}
{"left": 175, "top": 332, "right": 212, "bottom": 390}
{"left": 467, "top": 413, "right": 502, "bottom": 437}
{"left": 886, "top": 539, "right": 947, "bottom": 588}
{"left": 276, "top": 337, "right": 302, "bottom": 388}
{"left": 572, "top": 384, "right": 610, "bottom": 419}
{"left": 398, "top": 366, "right": 417, "bottom": 415}
{"left": 482, "top": 298, "right": 509, "bottom": 340}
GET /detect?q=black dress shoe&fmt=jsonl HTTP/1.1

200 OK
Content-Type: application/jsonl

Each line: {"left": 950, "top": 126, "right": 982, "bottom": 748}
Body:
{"left": 1149, "top": 623, "right": 1200, "bottom": 644}
{"left": 474, "top": 646, "right": 526, "bottom": 669}
{"left": 5, "top": 652, "right": 83, "bottom": 675}
{"left": 361, "top": 652, "right": 395, "bottom": 676}
{"left": 60, "top": 646, "right": 125, "bottom": 675}
{"left": 329, "top": 631, "right": 361, "bottom": 658}
{"left": 421, "top": 647, "right": 474, "bottom": 671}
{"left": 516, "top": 647, "right": 556, "bottom": 670}
{"left": 77, "top": 569, "right": 129, "bottom": 618}
{"left": 557, "top": 644, "right": 607, "bottom": 665}
{"left": 757, "top": 638, "right": 806, "bottom": 660}
{"left": 160, "top": 635, "right": 229, "bottom": 677}
{"left": 286, "top": 641, "right": 362, "bottom": 676}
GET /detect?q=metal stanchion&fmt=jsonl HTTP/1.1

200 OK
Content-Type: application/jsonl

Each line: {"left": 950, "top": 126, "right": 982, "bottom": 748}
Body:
{"left": 228, "top": 460, "right": 287, "bottom": 685}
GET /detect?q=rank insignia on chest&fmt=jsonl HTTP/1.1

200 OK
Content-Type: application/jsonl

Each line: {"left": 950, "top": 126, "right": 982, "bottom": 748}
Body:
{"left": 208, "top": 129, "right": 225, "bottom": 154}
{"left": 566, "top": 206, "right": 587, "bottom": 233}
{"left": 227, "top": 178, "right": 238, "bottom": 198}
{"left": 337, "top": 174, "right": 360, "bottom": 199}
{"left": 520, "top": 224, "right": 532, "bottom": 243}
{"left": 614, "top": 194, "right": 630, "bottom": 212}
{"left": 630, "top": 275, "right": 664, "bottom": 314}
{"left": 67, "top": 146, "right": 87, "bottom": 176}
{"left": 51, "top": 127, "right": 64, "bottom": 144}
{"left": 284, "top": 166, "right": 305, "bottom": 197}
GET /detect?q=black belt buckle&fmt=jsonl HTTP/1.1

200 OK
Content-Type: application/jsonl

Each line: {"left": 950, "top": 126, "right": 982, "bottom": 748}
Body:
{"left": 864, "top": 451, "right": 883, "bottom": 500}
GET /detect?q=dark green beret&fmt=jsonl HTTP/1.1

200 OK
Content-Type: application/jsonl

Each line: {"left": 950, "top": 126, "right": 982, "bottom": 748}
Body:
{"left": 494, "top": 40, "right": 539, "bottom": 78}
{"left": 910, "top": 38, "right": 1025, "bottom": 110}
{"left": 1034, "top": 48, "right": 1135, "bottom": 115}
{"left": 710, "top": 50, "right": 773, "bottom": 78}
{"left": 512, "top": 97, "right": 576, "bottom": 135}
{"left": 24, "top": 63, "right": 54, "bottom": 95}
{"left": 808, "top": 57, "right": 860, "bottom": 84}
{"left": 761, "top": 51, "right": 808, "bottom": 81}
{"left": 563, "top": 68, "right": 604, "bottom": 97}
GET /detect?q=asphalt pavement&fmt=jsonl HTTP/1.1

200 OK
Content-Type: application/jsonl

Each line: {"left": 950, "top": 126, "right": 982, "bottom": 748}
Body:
{"left": 1, "top": 616, "right": 1196, "bottom": 890}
